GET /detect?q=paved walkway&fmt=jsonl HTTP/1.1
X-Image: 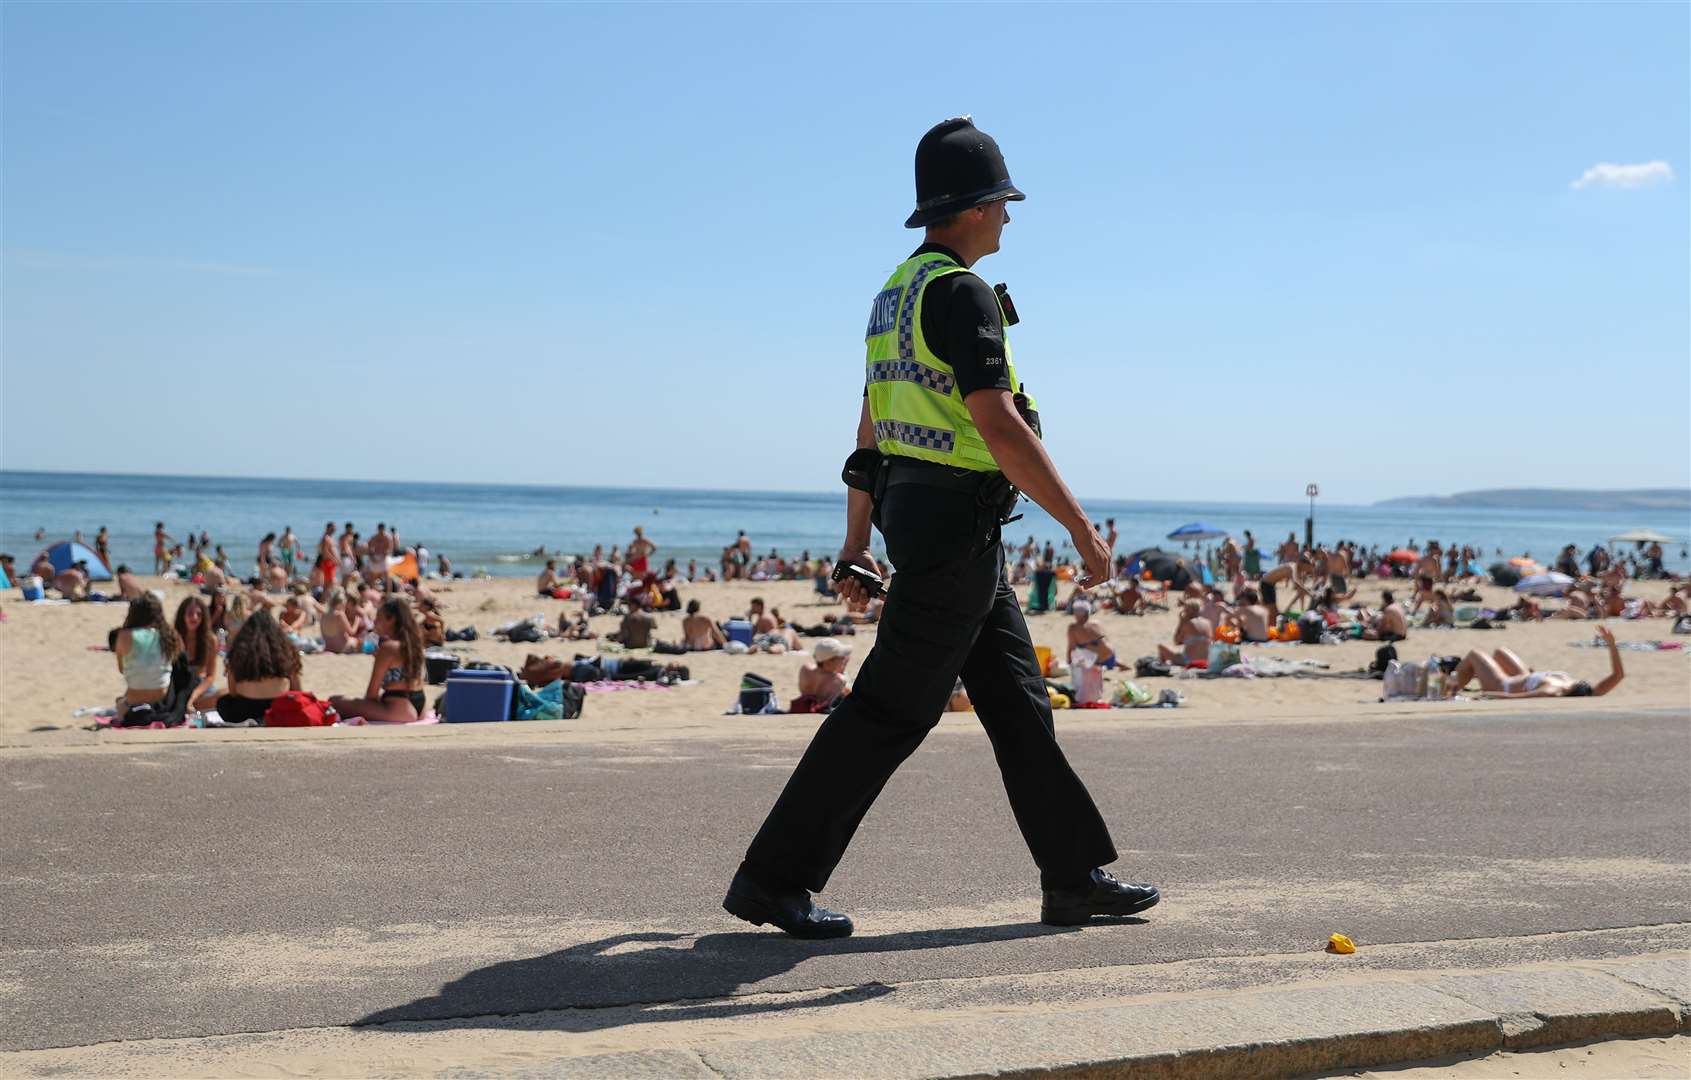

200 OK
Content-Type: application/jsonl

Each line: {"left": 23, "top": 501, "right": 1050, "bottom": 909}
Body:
{"left": 2, "top": 707, "right": 1686, "bottom": 1076}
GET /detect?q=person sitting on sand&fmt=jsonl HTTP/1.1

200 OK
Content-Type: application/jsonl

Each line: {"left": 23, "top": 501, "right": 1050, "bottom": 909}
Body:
{"left": 330, "top": 598, "right": 426, "bottom": 723}
{"left": 537, "top": 559, "right": 563, "bottom": 597}
{"left": 609, "top": 593, "right": 658, "bottom": 649}
{"left": 1066, "top": 601, "right": 1117, "bottom": 668}
{"left": 216, "top": 610, "right": 303, "bottom": 726}
{"left": 1234, "top": 588, "right": 1271, "bottom": 643}
{"left": 1424, "top": 589, "right": 1455, "bottom": 628}
{"left": 1157, "top": 599, "right": 1213, "bottom": 667}
{"left": 1200, "top": 587, "right": 1235, "bottom": 634}
{"left": 319, "top": 589, "right": 360, "bottom": 653}
{"left": 1444, "top": 625, "right": 1623, "bottom": 699}
{"left": 113, "top": 594, "right": 182, "bottom": 720}
{"left": 682, "top": 599, "right": 727, "bottom": 651}
{"left": 53, "top": 561, "right": 91, "bottom": 601}
{"left": 114, "top": 565, "right": 144, "bottom": 601}
{"left": 1113, "top": 573, "right": 1145, "bottom": 616}
{"left": 278, "top": 594, "right": 309, "bottom": 636}
{"left": 792, "top": 638, "right": 852, "bottom": 713}
{"left": 173, "top": 595, "right": 221, "bottom": 710}
{"left": 1365, "top": 591, "right": 1409, "bottom": 641}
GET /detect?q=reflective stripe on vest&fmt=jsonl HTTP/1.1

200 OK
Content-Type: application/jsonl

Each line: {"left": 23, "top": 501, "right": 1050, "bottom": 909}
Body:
{"left": 863, "top": 253, "right": 1030, "bottom": 471}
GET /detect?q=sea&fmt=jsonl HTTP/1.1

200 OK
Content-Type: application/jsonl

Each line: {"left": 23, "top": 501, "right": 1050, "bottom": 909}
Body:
{"left": 3, "top": 471, "right": 1688, "bottom": 578}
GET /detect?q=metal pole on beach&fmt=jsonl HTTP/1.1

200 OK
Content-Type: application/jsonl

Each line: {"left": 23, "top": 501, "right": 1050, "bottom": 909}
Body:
{"left": 1305, "top": 483, "right": 1318, "bottom": 549}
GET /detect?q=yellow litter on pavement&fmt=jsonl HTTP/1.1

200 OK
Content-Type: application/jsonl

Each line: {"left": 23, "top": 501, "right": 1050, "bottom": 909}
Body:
{"left": 1327, "top": 933, "right": 1356, "bottom": 954}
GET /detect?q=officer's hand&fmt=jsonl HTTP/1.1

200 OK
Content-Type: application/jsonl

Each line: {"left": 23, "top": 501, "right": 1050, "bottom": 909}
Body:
{"left": 836, "top": 547, "right": 881, "bottom": 612}
{"left": 1071, "top": 526, "right": 1111, "bottom": 590}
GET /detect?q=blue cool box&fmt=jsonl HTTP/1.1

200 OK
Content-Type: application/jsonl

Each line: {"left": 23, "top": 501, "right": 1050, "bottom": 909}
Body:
{"left": 724, "top": 619, "right": 754, "bottom": 645}
{"left": 444, "top": 668, "right": 514, "bottom": 723}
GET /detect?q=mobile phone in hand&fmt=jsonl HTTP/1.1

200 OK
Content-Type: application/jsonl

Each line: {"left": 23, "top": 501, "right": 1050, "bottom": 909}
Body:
{"left": 832, "top": 562, "right": 885, "bottom": 598}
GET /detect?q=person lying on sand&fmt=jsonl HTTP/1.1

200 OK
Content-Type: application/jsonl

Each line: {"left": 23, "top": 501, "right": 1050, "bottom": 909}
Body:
{"left": 1444, "top": 625, "right": 1623, "bottom": 700}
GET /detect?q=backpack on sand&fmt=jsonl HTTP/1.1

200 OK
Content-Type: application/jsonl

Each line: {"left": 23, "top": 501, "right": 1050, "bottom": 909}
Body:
{"left": 264, "top": 691, "right": 339, "bottom": 727}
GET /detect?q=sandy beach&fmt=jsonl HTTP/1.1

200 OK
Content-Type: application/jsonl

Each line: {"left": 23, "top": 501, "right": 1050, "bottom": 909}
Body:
{"left": 3, "top": 574, "right": 1685, "bottom": 745}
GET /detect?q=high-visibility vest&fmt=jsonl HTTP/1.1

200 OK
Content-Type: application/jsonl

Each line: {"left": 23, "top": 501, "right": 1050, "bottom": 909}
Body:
{"left": 863, "top": 252, "right": 1033, "bottom": 472}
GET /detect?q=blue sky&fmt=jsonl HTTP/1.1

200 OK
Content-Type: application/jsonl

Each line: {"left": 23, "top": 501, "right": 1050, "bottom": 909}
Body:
{"left": 3, "top": 3, "right": 1686, "bottom": 505}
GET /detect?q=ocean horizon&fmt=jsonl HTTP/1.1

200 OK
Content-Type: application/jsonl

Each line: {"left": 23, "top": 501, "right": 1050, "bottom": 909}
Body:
{"left": 3, "top": 469, "right": 1687, "bottom": 578}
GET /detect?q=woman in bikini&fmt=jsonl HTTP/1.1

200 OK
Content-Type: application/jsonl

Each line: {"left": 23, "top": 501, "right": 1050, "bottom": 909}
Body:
{"left": 1443, "top": 625, "right": 1624, "bottom": 699}
{"left": 1066, "top": 600, "right": 1118, "bottom": 668}
{"left": 331, "top": 597, "right": 426, "bottom": 723}
{"left": 173, "top": 595, "right": 221, "bottom": 710}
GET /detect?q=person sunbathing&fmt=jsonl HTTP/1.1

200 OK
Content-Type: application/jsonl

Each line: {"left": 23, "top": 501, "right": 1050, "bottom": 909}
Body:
{"left": 1365, "top": 591, "right": 1409, "bottom": 641}
{"left": 1113, "top": 574, "right": 1145, "bottom": 615}
{"left": 792, "top": 638, "right": 852, "bottom": 712}
{"left": 1066, "top": 601, "right": 1117, "bottom": 668}
{"left": 53, "top": 562, "right": 90, "bottom": 601}
{"left": 682, "top": 599, "right": 726, "bottom": 651}
{"left": 113, "top": 594, "right": 182, "bottom": 720}
{"left": 1233, "top": 588, "right": 1271, "bottom": 643}
{"left": 1157, "top": 599, "right": 1212, "bottom": 666}
{"left": 318, "top": 590, "right": 360, "bottom": 653}
{"left": 330, "top": 598, "right": 426, "bottom": 723}
{"left": 1444, "top": 625, "right": 1623, "bottom": 699}
{"left": 1424, "top": 589, "right": 1456, "bottom": 628}
{"left": 173, "top": 595, "right": 221, "bottom": 710}
{"left": 537, "top": 559, "right": 563, "bottom": 597}
{"left": 278, "top": 595, "right": 310, "bottom": 635}
{"left": 216, "top": 610, "right": 302, "bottom": 726}
{"left": 114, "top": 565, "right": 144, "bottom": 601}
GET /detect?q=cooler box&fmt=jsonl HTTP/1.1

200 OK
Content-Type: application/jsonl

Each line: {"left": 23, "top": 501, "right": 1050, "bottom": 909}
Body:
{"left": 20, "top": 576, "right": 44, "bottom": 601}
{"left": 445, "top": 668, "right": 514, "bottom": 722}
{"left": 724, "top": 619, "right": 754, "bottom": 645}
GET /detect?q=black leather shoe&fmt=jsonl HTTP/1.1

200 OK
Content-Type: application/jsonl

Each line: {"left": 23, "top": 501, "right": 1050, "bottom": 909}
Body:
{"left": 723, "top": 870, "right": 854, "bottom": 939}
{"left": 1041, "top": 869, "right": 1160, "bottom": 926}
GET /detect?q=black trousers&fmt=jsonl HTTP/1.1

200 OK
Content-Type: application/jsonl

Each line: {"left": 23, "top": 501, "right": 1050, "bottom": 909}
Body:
{"left": 740, "top": 481, "right": 1118, "bottom": 893}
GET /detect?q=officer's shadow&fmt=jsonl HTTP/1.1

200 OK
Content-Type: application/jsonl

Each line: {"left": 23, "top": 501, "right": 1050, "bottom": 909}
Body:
{"left": 356, "top": 919, "right": 1141, "bottom": 1033}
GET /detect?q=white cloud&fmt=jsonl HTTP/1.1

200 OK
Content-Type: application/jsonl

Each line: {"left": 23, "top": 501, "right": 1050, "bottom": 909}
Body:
{"left": 1570, "top": 160, "right": 1674, "bottom": 190}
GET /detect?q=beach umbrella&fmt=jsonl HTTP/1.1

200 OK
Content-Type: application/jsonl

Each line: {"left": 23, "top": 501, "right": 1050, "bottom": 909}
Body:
{"left": 1514, "top": 571, "right": 1574, "bottom": 597}
{"left": 1609, "top": 528, "right": 1676, "bottom": 545}
{"left": 1387, "top": 549, "right": 1419, "bottom": 564}
{"left": 1166, "top": 522, "right": 1227, "bottom": 543}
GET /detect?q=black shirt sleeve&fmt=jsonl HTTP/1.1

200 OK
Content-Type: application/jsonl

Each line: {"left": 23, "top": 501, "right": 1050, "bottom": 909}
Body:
{"left": 920, "top": 271, "right": 1014, "bottom": 399}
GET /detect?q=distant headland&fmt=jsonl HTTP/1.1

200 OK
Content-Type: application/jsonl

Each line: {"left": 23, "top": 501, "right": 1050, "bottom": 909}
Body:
{"left": 1375, "top": 488, "right": 1690, "bottom": 513}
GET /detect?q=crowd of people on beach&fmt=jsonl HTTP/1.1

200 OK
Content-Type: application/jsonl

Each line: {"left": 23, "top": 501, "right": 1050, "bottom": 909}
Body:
{"left": 10, "top": 512, "right": 1685, "bottom": 728}
{"left": 19, "top": 518, "right": 883, "bottom": 728}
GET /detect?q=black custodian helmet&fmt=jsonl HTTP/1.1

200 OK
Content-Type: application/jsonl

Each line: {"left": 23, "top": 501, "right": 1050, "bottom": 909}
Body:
{"left": 905, "top": 116, "right": 1026, "bottom": 229}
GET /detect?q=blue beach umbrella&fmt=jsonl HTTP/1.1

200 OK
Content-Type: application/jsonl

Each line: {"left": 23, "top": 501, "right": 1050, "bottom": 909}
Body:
{"left": 1166, "top": 522, "right": 1228, "bottom": 543}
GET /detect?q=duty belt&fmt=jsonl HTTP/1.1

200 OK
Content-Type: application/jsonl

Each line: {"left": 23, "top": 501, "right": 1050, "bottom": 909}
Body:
{"left": 881, "top": 459, "right": 1022, "bottom": 525}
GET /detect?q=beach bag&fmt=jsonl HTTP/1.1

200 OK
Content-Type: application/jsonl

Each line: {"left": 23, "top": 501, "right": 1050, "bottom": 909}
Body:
{"left": 264, "top": 691, "right": 338, "bottom": 727}
{"left": 1206, "top": 640, "right": 1242, "bottom": 673}
{"left": 1381, "top": 660, "right": 1426, "bottom": 702}
{"left": 1369, "top": 643, "right": 1398, "bottom": 677}
{"left": 1135, "top": 656, "right": 1172, "bottom": 678}
{"left": 560, "top": 680, "right": 586, "bottom": 719}
{"left": 738, "top": 673, "right": 776, "bottom": 714}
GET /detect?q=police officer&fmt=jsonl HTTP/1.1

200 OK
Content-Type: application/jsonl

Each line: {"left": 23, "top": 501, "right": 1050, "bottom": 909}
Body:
{"left": 722, "top": 117, "right": 1160, "bottom": 939}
